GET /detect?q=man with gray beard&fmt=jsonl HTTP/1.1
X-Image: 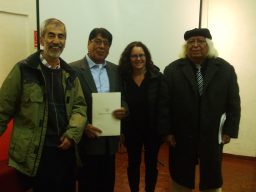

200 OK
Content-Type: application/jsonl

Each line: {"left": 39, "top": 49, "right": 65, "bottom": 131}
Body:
{"left": 0, "top": 18, "right": 87, "bottom": 192}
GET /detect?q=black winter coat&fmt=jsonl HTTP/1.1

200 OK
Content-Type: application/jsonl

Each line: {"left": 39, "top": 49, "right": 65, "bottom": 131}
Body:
{"left": 159, "top": 57, "right": 241, "bottom": 190}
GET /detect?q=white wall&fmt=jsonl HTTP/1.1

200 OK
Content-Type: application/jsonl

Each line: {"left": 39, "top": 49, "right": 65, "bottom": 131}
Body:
{"left": 0, "top": 0, "right": 36, "bottom": 85}
{"left": 39, "top": 0, "right": 200, "bottom": 71}
{"left": 0, "top": 0, "right": 36, "bottom": 52}
{"left": 202, "top": 0, "right": 256, "bottom": 157}
{"left": 1, "top": 0, "right": 255, "bottom": 157}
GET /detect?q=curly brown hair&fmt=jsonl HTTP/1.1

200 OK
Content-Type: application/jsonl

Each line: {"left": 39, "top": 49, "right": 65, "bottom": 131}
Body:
{"left": 118, "top": 41, "right": 154, "bottom": 79}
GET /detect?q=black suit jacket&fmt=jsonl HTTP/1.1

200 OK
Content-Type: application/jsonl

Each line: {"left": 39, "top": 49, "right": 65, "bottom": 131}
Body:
{"left": 70, "top": 57, "right": 126, "bottom": 155}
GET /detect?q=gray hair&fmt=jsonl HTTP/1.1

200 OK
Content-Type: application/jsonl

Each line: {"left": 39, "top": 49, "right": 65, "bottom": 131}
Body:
{"left": 179, "top": 38, "right": 218, "bottom": 58}
{"left": 40, "top": 18, "right": 66, "bottom": 38}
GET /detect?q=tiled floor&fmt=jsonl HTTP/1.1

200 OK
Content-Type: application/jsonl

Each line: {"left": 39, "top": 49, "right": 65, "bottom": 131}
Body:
{"left": 115, "top": 143, "right": 256, "bottom": 192}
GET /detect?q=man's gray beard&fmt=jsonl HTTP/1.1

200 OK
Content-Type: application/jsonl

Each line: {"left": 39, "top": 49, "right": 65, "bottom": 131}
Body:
{"left": 49, "top": 50, "right": 62, "bottom": 59}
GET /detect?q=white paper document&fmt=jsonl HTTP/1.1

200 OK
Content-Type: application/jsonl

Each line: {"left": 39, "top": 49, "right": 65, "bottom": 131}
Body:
{"left": 92, "top": 92, "right": 121, "bottom": 136}
{"left": 218, "top": 113, "right": 226, "bottom": 144}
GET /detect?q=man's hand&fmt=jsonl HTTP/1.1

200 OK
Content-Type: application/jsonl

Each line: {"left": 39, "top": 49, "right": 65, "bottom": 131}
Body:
{"left": 58, "top": 136, "right": 73, "bottom": 150}
{"left": 165, "top": 134, "right": 176, "bottom": 147}
{"left": 113, "top": 107, "right": 127, "bottom": 120}
{"left": 222, "top": 134, "right": 231, "bottom": 144}
{"left": 85, "top": 123, "right": 102, "bottom": 138}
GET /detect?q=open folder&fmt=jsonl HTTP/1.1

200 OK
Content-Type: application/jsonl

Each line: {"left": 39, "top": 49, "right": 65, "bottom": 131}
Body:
{"left": 92, "top": 92, "right": 121, "bottom": 136}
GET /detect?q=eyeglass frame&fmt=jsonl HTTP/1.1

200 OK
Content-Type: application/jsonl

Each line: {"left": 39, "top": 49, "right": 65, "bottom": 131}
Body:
{"left": 130, "top": 54, "right": 146, "bottom": 59}
{"left": 91, "top": 38, "right": 110, "bottom": 47}
{"left": 187, "top": 38, "right": 207, "bottom": 46}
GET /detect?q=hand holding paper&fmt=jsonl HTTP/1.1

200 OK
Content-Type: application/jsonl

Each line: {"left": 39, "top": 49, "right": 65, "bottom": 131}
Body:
{"left": 113, "top": 107, "right": 126, "bottom": 120}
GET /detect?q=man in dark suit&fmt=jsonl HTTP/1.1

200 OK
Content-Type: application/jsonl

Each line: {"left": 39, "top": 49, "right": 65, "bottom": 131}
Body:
{"left": 159, "top": 28, "right": 241, "bottom": 192}
{"left": 70, "top": 28, "right": 127, "bottom": 192}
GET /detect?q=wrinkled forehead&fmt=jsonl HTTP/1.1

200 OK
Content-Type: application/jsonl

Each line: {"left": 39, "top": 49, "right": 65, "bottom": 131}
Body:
{"left": 92, "top": 34, "right": 109, "bottom": 40}
{"left": 41, "top": 22, "right": 66, "bottom": 37}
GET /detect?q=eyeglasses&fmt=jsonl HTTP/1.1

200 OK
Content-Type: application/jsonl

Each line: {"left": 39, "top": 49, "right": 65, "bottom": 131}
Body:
{"left": 130, "top": 54, "right": 145, "bottom": 59}
{"left": 91, "top": 39, "right": 110, "bottom": 47}
{"left": 187, "top": 39, "right": 207, "bottom": 46}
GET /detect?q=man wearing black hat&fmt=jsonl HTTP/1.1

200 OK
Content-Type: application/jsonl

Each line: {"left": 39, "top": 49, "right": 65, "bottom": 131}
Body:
{"left": 158, "top": 28, "right": 241, "bottom": 192}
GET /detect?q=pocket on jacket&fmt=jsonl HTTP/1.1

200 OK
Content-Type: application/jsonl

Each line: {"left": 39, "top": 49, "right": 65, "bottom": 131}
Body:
{"left": 9, "top": 134, "right": 31, "bottom": 163}
{"left": 20, "top": 83, "right": 44, "bottom": 122}
{"left": 22, "top": 83, "right": 43, "bottom": 102}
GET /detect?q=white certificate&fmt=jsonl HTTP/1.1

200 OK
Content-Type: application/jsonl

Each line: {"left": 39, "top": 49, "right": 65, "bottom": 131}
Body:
{"left": 92, "top": 92, "right": 121, "bottom": 136}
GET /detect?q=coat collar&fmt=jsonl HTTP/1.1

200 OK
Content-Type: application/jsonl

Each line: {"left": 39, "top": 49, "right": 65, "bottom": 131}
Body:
{"left": 179, "top": 58, "right": 219, "bottom": 96}
{"left": 77, "top": 57, "right": 98, "bottom": 92}
{"left": 22, "top": 50, "right": 77, "bottom": 79}
{"left": 77, "top": 56, "right": 116, "bottom": 92}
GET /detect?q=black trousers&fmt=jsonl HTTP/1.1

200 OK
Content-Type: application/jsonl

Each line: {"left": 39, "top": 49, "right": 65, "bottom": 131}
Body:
{"left": 78, "top": 154, "right": 116, "bottom": 192}
{"left": 18, "top": 146, "right": 76, "bottom": 192}
{"left": 125, "top": 131, "right": 160, "bottom": 192}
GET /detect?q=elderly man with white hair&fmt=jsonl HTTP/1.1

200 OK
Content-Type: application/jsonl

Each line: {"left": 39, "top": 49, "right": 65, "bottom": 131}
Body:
{"left": 158, "top": 28, "right": 241, "bottom": 192}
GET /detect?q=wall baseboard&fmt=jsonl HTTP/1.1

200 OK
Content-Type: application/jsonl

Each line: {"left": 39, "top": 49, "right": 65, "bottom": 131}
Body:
{"left": 223, "top": 153, "right": 256, "bottom": 161}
